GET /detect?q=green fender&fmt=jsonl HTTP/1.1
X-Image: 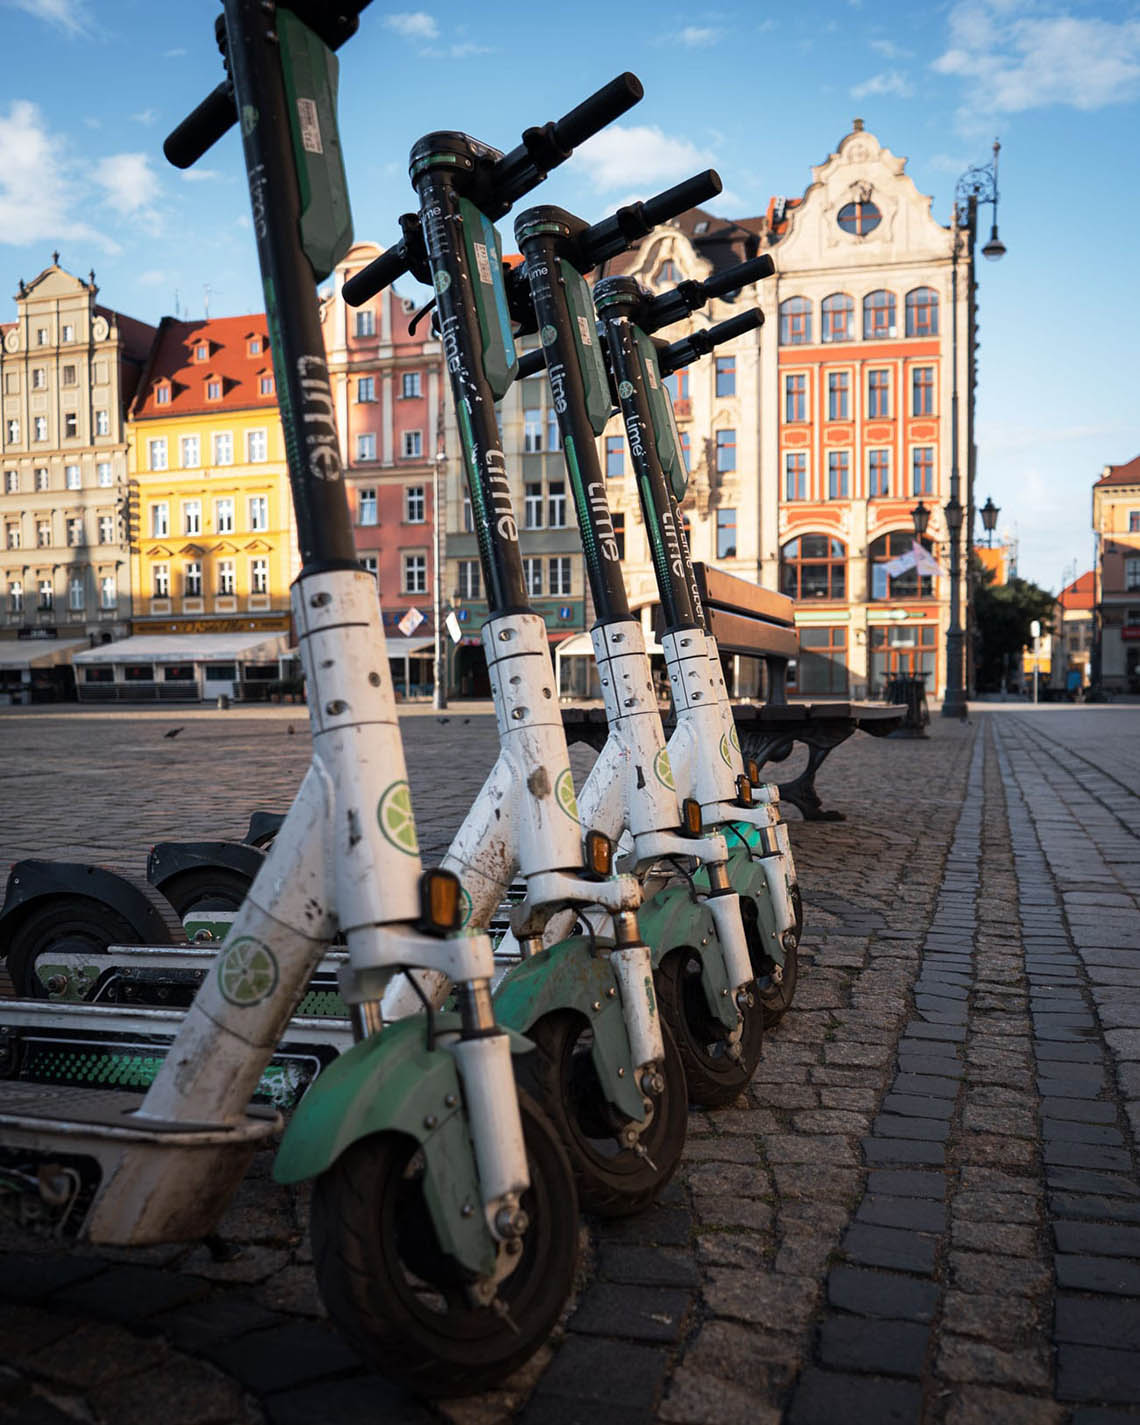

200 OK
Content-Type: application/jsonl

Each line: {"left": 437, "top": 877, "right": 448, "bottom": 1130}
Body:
{"left": 273, "top": 1012, "right": 532, "bottom": 1278}
{"left": 495, "top": 937, "right": 647, "bottom": 1123}
{"left": 694, "top": 826, "right": 785, "bottom": 970}
{"left": 636, "top": 882, "right": 738, "bottom": 1034}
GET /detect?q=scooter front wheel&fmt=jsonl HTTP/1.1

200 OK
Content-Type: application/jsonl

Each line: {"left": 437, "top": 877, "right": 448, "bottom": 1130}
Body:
{"left": 310, "top": 1090, "right": 578, "bottom": 1397}
{"left": 524, "top": 1010, "right": 687, "bottom": 1218}
{"left": 656, "top": 948, "right": 764, "bottom": 1107}
{"left": 741, "top": 893, "right": 799, "bottom": 1027}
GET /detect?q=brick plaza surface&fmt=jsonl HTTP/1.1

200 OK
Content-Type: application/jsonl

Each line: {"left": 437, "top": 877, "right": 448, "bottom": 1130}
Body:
{"left": 1, "top": 703, "right": 1139, "bottom": 1423}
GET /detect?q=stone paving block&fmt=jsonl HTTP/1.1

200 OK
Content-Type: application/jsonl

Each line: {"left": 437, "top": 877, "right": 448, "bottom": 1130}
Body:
{"left": 569, "top": 1283, "right": 692, "bottom": 1343}
{"left": 1043, "top": 1142, "right": 1133, "bottom": 1173}
{"left": 953, "top": 1189, "right": 1040, "bottom": 1224}
{"left": 861, "top": 1137, "right": 946, "bottom": 1167}
{"left": 880, "top": 1092, "right": 956, "bottom": 1120}
{"left": 27, "top": 1320, "right": 169, "bottom": 1390}
{"left": 0, "top": 1253, "right": 109, "bottom": 1305}
{"left": 531, "top": 1335, "right": 669, "bottom": 1409}
{"left": 1050, "top": 1194, "right": 1140, "bottom": 1224}
{"left": 952, "top": 1220, "right": 1038, "bottom": 1257}
{"left": 91, "top": 1355, "right": 261, "bottom": 1425}
{"left": 762, "top": 1135, "right": 858, "bottom": 1167}
{"left": 596, "top": 1245, "right": 701, "bottom": 1288}
{"left": 684, "top": 1161, "right": 769, "bottom": 1198}
{"left": 937, "top": 1334, "right": 1051, "bottom": 1389}
{"left": 896, "top": 1053, "right": 965, "bottom": 1079}
{"left": 656, "top": 1369, "right": 781, "bottom": 1425}
{"left": 266, "top": 1376, "right": 432, "bottom": 1425}
{"left": 827, "top": 1265, "right": 939, "bottom": 1321}
{"left": 50, "top": 1264, "right": 209, "bottom": 1326}
{"left": 855, "top": 1195, "right": 945, "bottom": 1233}
{"left": 943, "top": 1387, "right": 1065, "bottom": 1425}
{"left": 1054, "top": 1255, "right": 1140, "bottom": 1296}
{"left": 694, "top": 1234, "right": 768, "bottom": 1271}
{"left": 205, "top": 1320, "right": 362, "bottom": 1393}
{"left": 866, "top": 1169, "right": 947, "bottom": 1199}
{"left": 703, "top": 1268, "right": 820, "bottom": 1330}
{"left": 1046, "top": 1166, "right": 1140, "bottom": 1198}
{"left": 842, "top": 1223, "right": 937, "bottom": 1274}
{"left": 1041, "top": 1119, "right": 1125, "bottom": 1146}
{"left": 949, "top": 1250, "right": 1051, "bottom": 1297}
{"left": 871, "top": 1113, "right": 951, "bottom": 1141}
{"left": 154, "top": 1294, "right": 281, "bottom": 1352}
{"left": 1056, "top": 1346, "right": 1140, "bottom": 1405}
{"left": 1054, "top": 1222, "right": 1140, "bottom": 1258}
{"left": 818, "top": 1317, "right": 929, "bottom": 1376}
{"left": 941, "top": 1289, "right": 1038, "bottom": 1346}
{"left": 771, "top": 1165, "right": 862, "bottom": 1202}
{"left": 787, "top": 1368, "right": 923, "bottom": 1424}
{"left": 1055, "top": 1295, "right": 1140, "bottom": 1350}
{"left": 682, "top": 1317, "right": 802, "bottom": 1393}
{"left": 891, "top": 1073, "right": 961, "bottom": 1100}
{"left": 594, "top": 1206, "right": 692, "bottom": 1247}
{"left": 1038, "top": 1097, "right": 1117, "bottom": 1123}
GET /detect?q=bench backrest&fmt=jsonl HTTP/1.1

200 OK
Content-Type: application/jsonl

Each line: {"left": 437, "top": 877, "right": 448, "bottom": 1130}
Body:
{"left": 692, "top": 564, "right": 798, "bottom": 706}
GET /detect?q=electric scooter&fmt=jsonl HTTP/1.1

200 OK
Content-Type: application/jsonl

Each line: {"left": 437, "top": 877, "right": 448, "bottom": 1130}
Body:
{"left": 498, "top": 198, "right": 772, "bottom": 1103}
{"left": 342, "top": 82, "right": 691, "bottom": 1217}
{"left": 0, "top": 1, "right": 585, "bottom": 1394}
{"left": 589, "top": 272, "right": 802, "bottom": 1017}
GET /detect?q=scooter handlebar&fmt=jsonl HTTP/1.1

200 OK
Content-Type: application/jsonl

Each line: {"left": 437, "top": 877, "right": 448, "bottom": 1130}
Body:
{"left": 657, "top": 308, "right": 764, "bottom": 376}
{"left": 643, "top": 252, "right": 775, "bottom": 332}
{"left": 164, "top": 81, "right": 236, "bottom": 169}
{"left": 569, "top": 169, "right": 721, "bottom": 271}
{"left": 342, "top": 242, "right": 410, "bottom": 306}
{"left": 515, "top": 347, "right": 546, "bottom": 380}
{"left": 492, "top": 72, "right": 643, "bottom": 209}
{"left": 699, "top": 253, "right": 775, "bottom": 301}
{"left": 641, "top": 170, "right": 722, "bottom": 228}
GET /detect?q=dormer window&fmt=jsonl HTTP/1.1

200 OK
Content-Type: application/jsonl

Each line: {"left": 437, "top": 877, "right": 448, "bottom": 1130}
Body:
{"left": 248, "top": 337, "right": 262, "bottom": 356}
{"left": 195, "top": 343, "right": 209, "bottom": 362}
{"left": 694, "top": 221, "right": 709, "bottom": 234}
{"left": 259, "top": 373, "right": 275, "bottom": 396}
{"left": 155, "top": 383, "right": 171, "bottom": 405}
{"left": 206, "top": 378, "right": 222, "bottom": 400}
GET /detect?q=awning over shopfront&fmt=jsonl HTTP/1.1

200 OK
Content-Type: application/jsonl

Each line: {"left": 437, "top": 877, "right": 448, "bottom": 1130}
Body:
{"left": 554, "top": 630, "right": 664, "bottom": 664}
{"left": 72, "top": 632, "right": 290, "bottom": 666}
{"left": 386, "top": 635, "right": 434, "bottom": 657}
{"left": 0, "top": 638, "right": 90, "bottom": 671}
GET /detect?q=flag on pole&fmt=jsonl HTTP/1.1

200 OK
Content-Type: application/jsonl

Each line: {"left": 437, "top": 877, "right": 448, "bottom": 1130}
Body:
{"left": 397, "top": 607, "right": 425, "bottom": 637}
{"left": 884, "top": 548, "right": 917, "bottom": 578}
{"left": 912, "top": 541, "right": 947, "bottom": 578}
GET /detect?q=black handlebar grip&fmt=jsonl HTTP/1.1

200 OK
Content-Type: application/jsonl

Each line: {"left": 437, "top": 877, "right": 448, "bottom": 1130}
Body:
{"left": 658, "top": 308, "right": 764, "bottom": 375}
{"left": 342, "top": 244, "right": 410, "bottom": 307}
{"left": 699, "top": 253, "right": 775, "bottom": 300}
{"left": 641, "top": 170, "right": 722, "bottom": 227}
{"left": 705, "top": 308, "right": 765, "bottom": 344}
{"left": 516, "top": 349, "right": 547, "bottom": 380}
{"left": 163, "top": 82, "right": 236, "bottom": 169}
{"left": 552, "top": 72, "right": 643, "bottom": 152}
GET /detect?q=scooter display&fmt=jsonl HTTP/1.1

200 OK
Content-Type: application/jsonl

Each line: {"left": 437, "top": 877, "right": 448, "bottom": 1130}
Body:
{"left": 0, "top": 0, "right": 595, "bottom": 1394}
{"left": 342, "top": 84, "right": 691, "bottom": 1217}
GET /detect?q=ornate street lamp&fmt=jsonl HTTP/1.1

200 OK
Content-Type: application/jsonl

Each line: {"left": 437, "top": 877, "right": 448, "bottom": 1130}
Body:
{"left": 911, "top": 501, "right": 930, "bottom": 539}
{"left": 980, "top": 495, "right": 1000, "bottom": 546}
{"left": 943, "top": 139, "right": 1007, "bottom": 718}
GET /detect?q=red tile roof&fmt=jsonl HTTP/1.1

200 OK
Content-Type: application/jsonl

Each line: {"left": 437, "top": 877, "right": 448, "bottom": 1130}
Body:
{"left": 1060, "top": 571, "right": 1095, "bottom": 610}
{"left": 1096, "top": 454, "right": 1140, "bottom": 487}
{"left": 131, "top": 314, "right": 275, "bottom": 420}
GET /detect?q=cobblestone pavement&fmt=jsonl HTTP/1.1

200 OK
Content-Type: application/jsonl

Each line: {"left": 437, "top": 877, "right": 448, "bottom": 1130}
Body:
{"left": 1, "top": 704, "right": 1139, "bottom": 1423}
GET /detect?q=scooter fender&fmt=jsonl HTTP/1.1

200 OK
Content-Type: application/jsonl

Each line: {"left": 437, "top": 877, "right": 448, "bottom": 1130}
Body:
{"left": 635, "top": 883, "right": 738, "bottom": 1035}
{"left": 274, "top": 1012, "right": 532, "bottom": 1278}
{"left": 147, "top": 840, "right": 265, "bottom": 892}
{"left": 0, "top": 859, "right": 186, "bottom": 953}
{"left": 494, "top": 937, "right": 648, "bottom": 1123}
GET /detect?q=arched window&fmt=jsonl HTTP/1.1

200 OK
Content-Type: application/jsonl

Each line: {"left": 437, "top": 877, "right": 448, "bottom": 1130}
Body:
{"left": 779, "top": 297, "right": 812, "bottom": 346}
{"left": 869, "top": 531, "right": 934, "bottom": 601}
{"left": 780, "top": 535, "right": 846, "bottom": 601}
{"left": 905, "top": 287, "right": 939, "bottom": 337}
{"left": 863, "top": 290, "right": 897, "bottom": 340}
{"left": 821, "top": 293, "right": 853, "bottom": 343}
{"left": 655, "top": 260, "right": 680, "bottom": 287}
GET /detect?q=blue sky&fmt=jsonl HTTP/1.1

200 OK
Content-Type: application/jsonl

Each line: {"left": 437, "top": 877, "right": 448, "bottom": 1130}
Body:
{"left": 1, "top": 0, "right": 1138, "bottom": 590}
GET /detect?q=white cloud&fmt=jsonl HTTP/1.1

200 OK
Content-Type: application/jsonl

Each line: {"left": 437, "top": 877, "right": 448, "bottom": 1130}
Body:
{"left": 851, "top": 69, "right": 915, "bottom": 99}
{"left": 180, "top": 168, "right": 222, "bottom": 184}
{"left": 0, "top": 100, "right": 113, "bottom": 250}
{"left": 5, "top": 0, "right": 92, "bottom": 36}
{"left": 92, "top": 152, "right": 161, "bottom": 233}
{"left": 383, "top": 11, "right": 439, "bottom": 40}
{"left": 575, "top": 124, "right": 719, "bottom": 192}
{"left": 870, "top": 38, "right": 912, "bottom": 60}
{"left": 659, "top": 25, "right": 722, "bottom": 47}
{"left": 131, "top": 108, "right": 158, "bottom": 127}
{"left": 163, "top": 47, "right": 187, "bottom": 58}
{"left": 927, "top": 152, "right": 973, "bottom": 174}
{"left": 420, "top": 40, "right": 492, "bottom": 58}
{"left": 136, "top": 269, "right": 170, "bottom": 288}
{"left": 933, "top": 2, "right": 1140, "bottom": 115}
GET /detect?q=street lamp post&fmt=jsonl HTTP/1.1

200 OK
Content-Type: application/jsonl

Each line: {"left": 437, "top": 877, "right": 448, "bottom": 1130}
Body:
{"left": 432, "top": 449, "right": 447, "bottom": 711}
{"left": 944, "top": 140, "right": 1006, "bottom": 719}
{"left": 980, "top": 496, "right": 1000, "bottom": 547}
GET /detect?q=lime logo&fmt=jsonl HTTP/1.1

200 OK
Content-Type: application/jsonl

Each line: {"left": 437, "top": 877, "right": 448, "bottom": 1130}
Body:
{"left": 617, "top": 380, "right": 634, "bottom": 399}
{"left": 378, "top": 780, "right": 420, "bottom": 855}
{"left": 654, "top": 747, "right": 675, "bottom": 790}
{"left": 241, "top": 105, "right": 259, "bottom": 136}
{"left": 459, "top": 884, "right": 473, "bottom": 927}
{"left": 719, "top": 733, "right": 733, "bottom": 767}
{"left": 555, "top": 768, "right": 580, "bottom": 823}
{"left": 643, "top": 976, "right": 656, "bottom": 1016}
{"left": 434, "top": 271, "right": 451, "bottom": 294}
{"left": 218, "top": 937, "right": 278, "bottom": 1007}
{"left": 540, "top": 323, "right": 557, "bottom": 346}
{"left": 730, "top": 725, "right": 741, "bottom": 752}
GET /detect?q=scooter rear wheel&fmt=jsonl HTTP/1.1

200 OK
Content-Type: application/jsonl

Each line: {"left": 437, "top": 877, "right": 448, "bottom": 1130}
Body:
{"left": 524, "top": 1010, "right": 687, "bottom": 1217}
{"left": 157, "top": 867, "right": 252, "bottom": 918}
{"left": 310, "top": 1090, "right": 578, "bottom": 1398}
{"left": 656, "top": 948, "right": 764, "bottom": 1107}
{"left": 5, "top": 898, "right": 142, "bottom": 998}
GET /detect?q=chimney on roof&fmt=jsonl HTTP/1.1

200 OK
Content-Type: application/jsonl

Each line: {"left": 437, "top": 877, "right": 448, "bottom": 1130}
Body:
{"left": 853, "top": 118, "right": 864, "bottom": 132}
{"left": 52, "top": 250, "right": 60, "bottom": 265}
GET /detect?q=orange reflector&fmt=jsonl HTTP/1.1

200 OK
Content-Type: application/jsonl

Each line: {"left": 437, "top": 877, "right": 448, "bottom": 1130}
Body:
{"left": 420, "top": 868, "right": 462, "bottom": 932}
{"left": 736, "top": 774, "right": 754, "bottom": 806}
{"left": 682, "top": 797, "right": 703, "bottom": 835}
{"left": 747, "top": 759, "right": 761, "bottom": 786}
{"left": 585, "top": 828, "right": 614, "bottom": 877}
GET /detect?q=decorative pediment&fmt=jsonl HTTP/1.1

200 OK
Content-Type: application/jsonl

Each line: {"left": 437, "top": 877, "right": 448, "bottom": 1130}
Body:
{"left": 147, "top": 545, "right": 174, "bottom": 559}
{"left": 177, "top": 542, "right": 205, "bottom": 557}
{"left": 243, "top": 539, "right": 272, "bottom": 552}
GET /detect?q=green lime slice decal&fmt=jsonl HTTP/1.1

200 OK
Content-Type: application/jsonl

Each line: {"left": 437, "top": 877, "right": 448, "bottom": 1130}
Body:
{"left": 719, "top": 733, "right": 733, "bottom": 767}
{"left": 433, "top": 270, "right": 451, "bottom": 294}
{"left": 378, "top": 780, "right": 420, "bottom": 855}
{"left": 459, "top": 884, "right": 473, "bottom": 927}
{"left": 617, "top": 380, "right": 634, "bottom": 399}
{"left": 555, "top": 768, "right": 579, "bottom": 823}
{"left": 730, "top": 725, "right": 741, "bottom": 752}
{"left": 218, "top": 937, "right": 279, "bottom": 1007}
{"left": 654, "top": 747, "right": 675, "bottom": 790}
{"left": 540, "top": 323, "right": 557, "bottom": 346}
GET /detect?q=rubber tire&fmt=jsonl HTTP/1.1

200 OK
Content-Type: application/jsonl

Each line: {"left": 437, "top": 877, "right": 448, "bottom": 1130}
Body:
{"left": 6, "top": 898, "right": 141, "bottom": 998}
{"left": 522, "top": 1010, "right": 688, "bottom": 1218}
{"left": 655, "top": 948, "right": 764, "bottom": 1108}
{"left": 310, "top": 1091, "right": 578, "bottom": 1398}
{"left": 791, "top": 883, "right": 804, "bottom": 939}
{"left": 158, "top": 867, "right": 252, "bottom": 918}
{"left": 740, "top": 892, "right": 799, "bottom": 1028}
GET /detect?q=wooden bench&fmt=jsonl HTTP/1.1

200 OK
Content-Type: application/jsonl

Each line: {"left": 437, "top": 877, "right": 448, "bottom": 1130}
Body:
{"left": 562, "top": 566, "right": 905, "bottom": 822}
